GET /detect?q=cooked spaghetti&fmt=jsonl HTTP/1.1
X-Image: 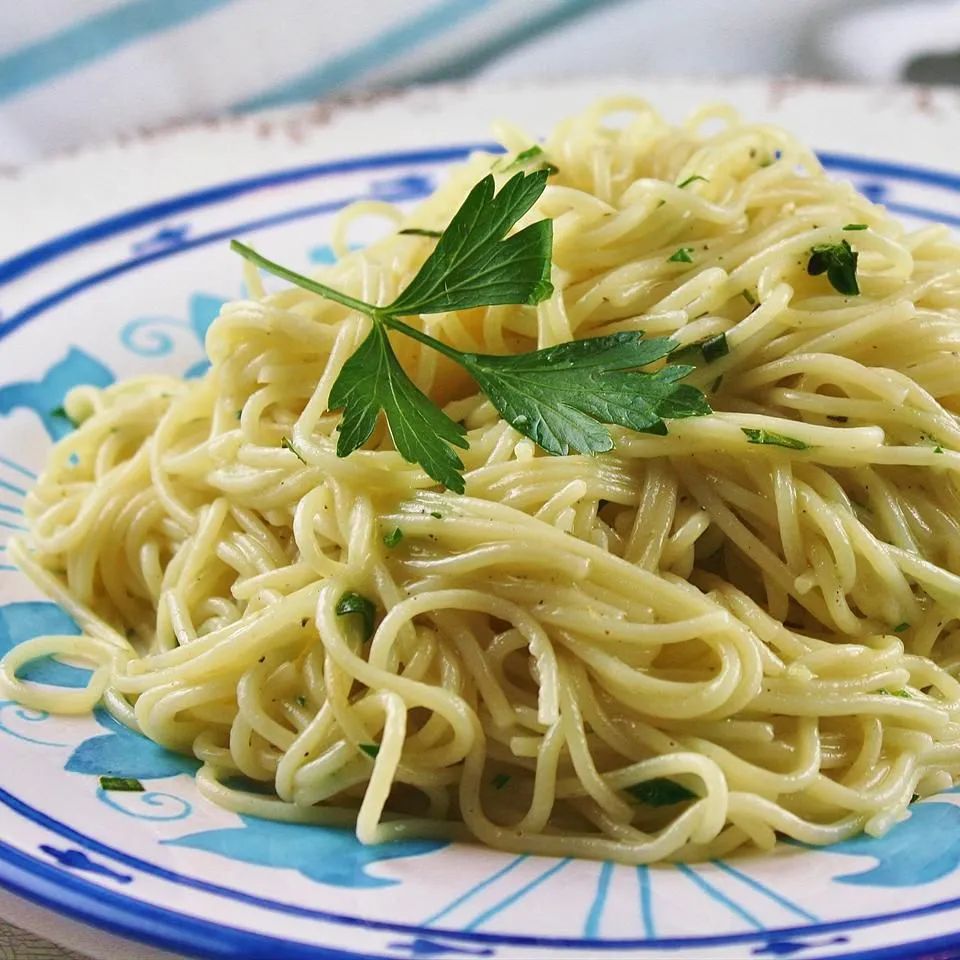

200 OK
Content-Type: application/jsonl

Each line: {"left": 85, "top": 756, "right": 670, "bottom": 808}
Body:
{"left": 6, "top": 97, "right": 960, "bottom": 864}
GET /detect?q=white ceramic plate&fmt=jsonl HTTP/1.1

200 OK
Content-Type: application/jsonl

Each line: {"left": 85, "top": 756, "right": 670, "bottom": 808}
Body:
{"left": 3, "top": 79, "right": 960, "bottom": 960}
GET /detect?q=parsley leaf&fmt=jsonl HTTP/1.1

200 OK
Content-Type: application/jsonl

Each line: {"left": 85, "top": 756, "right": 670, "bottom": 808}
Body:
{"left": 668, "top": 247, "right": 694, "bottom": 263}
{"left": 359, "top": 743, "right": 380, "bottom": 758}
{"left": 628, "top": 778, "right": 696, "bottom": 806}
{"left": 894, "top": 622, "right": 910, "bottom": 633}
{"left": 677, "top": 175, "right": 708, "bottom": 188}
{"left": 742, "top": 428, "right": 809, "bottom": 450}
{"left": 335, "top": 591, "right": 377, "bottom": 641}
{"left": 491, "top": 773, "right": 511, "bottom": 790}
{"left": 807, "top": 240, "right": 860, "bottom": 295}
{"left": 843, "top": 223, "right": 868, "bottom": 231}
{"left": 389, "top": 171, "right": 554, "bottom": 314}
{"left": 233, "top": 170, "right": 712, "bottom": 491}
{"left": 399, "top": 227, "right": 443, "bottom": 238}
{"left": 327, "top": 323, "right": 469, "bottom": 492}
{"left": 459, "top": 334, "right": 709, "bottom": 455}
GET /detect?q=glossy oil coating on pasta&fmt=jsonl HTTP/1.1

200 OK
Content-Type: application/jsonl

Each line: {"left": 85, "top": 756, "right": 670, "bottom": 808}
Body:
{"left": 6, "top": 97, "right": 960, "bottom": 863}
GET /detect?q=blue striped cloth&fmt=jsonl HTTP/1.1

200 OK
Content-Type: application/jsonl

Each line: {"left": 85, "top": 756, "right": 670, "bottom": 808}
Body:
{"left": 0, "top": 0, "right": 620, "bottom": 166}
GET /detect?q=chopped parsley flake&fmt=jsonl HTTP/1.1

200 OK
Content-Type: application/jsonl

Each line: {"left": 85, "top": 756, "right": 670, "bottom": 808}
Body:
{"left": 383, "top": 527, "right": 404, "bottom": 547}
{"left": 399, "top": 227, "right": 443, "bottom": 238}
{"left": 335, "top": 592, "right": 376, "bottom": 641}
{"left": 628, "top": 778, "right": 696, "bottom": 806}
{"left": 807, "top": 240, "right": 860, "bottom": 296}
{"left": 742, "top": 428, "right": 809, "bottom": 450}
{"left": 99, "top": 776, "right": 144, "bottom": 792}
{"left": 700, "top": 332, "right": 729, "bottom": 363}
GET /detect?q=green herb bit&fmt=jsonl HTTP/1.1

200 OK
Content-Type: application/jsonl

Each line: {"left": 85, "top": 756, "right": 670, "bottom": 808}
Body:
{"left": 502, "top": 145, "right": 558, "bottom": 175}
{"left": 100, "top": 776, "right": 144, "bottom": 792}
{"left": 807, "top": 239, "right": 860, "bottom": 296}
{"left": 429, "top": 511, "right": 443, "bottom": 519}
{"left": 491, "top": 773, "right": 511, "bottom": 790}
{"left": 742, "top": 428, "right": 809, "bottom": 450}
{"left": 700, "top": 332, "right": 729, "bottom": 363}
{"left": 359, "top": 743, "right": 380, "bottom": 758}
{"left": 281, "top": 436, "right": 308, "bottom": 464}
{"left": 881, "top": 688, "right": 912, "bottom": 698}
{"left": 826, "top": 415, "right": 848, "bottom": 423}
{"left": 628, "top": 778, "right": 696, "bottom": 806}
{"left": 300, "top": 617, "right": 309, "bottom": 628}
{"left": 894, "top": 622, "right": 910, "bottom": 633}
{"left": 508, "top": 145, "right": 543, "bottom": 165}
{"left": 711, "top": 375, "right": 724, "bottom": 393}
{"left": 677, "top": 175, "right": 709, "bottom": 189}
{"left": 50, "top": 406, "right": 75, "bottom": 426}
{"left": 335, "top": 591, "right": 377, "bottom": 641}
{"left": 674, "top": 334, "right": 728, "bottom": 365}
{"left": 295, "top": 695, "right": 307, "bottom": 707}
{"left": 741, "top": 289, "right": 757, "bottom": 305}
{"left": 668, "top": 247, "right": 694, "bottom": 263}
{"left": 843, "top": 223, "right": 868, "bottom": 231}
{"left": 935, "top": 445, "right": 944, "bottom": 454}
{"left": 232, "top": 170, "right": 710, "bottom": 491}
{"left": 383, "top": 527, "right": 404, "bottom": 547}
{"left": 399, "top": 227, "right": 443, "bottom": 238}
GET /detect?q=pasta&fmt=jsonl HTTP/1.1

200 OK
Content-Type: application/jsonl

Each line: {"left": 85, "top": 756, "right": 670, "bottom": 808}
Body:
{"left": 7, "top": 96, "right": 960, "bottom": 864}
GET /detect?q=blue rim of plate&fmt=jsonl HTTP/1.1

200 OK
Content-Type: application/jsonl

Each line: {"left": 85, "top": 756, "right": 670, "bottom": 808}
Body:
{"left": 1, "top": 143, "right": 960, "bottom": 960}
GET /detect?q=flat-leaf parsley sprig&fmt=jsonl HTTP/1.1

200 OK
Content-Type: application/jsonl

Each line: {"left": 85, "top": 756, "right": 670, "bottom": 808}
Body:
{"left": 232, "top": 169, "right": 711, "bottom": 493}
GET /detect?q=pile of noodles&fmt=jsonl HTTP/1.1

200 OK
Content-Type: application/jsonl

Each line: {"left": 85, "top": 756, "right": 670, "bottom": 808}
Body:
{"left": 7, "top": 96, "right": 960, "bottom": 863}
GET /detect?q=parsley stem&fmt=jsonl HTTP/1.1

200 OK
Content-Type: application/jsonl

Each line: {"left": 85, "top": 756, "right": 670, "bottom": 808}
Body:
{"left": 379, "top": 314, "right": 466, "bottom": 365}
{"left": 230, "top": 241, "right": 374, "bottom": 318}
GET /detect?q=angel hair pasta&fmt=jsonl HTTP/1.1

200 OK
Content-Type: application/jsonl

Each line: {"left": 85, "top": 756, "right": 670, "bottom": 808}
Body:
{"left": 6, "top": 96, "right": 960, "bottom": 864}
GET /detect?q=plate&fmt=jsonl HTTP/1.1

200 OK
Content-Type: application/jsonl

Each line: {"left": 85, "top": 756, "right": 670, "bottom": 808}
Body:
{"left": 3, "top": 79, "right": 960, "bottom": 960}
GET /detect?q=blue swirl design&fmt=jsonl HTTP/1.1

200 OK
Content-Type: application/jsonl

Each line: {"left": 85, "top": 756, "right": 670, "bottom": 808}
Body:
{"left": 96, "top": 787, "right": 192, "bottom": 822}
{"left": 120, "top": 317, "right": 193, "bottom": 357}
{"left": 0, "top": 701, "right": 68, "bottom": 747}
{"left": 119, "top": 292, "right": 225, "bottom": 378}
{"left": 165, "top": 814, "right": 446, "bottom": 889}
